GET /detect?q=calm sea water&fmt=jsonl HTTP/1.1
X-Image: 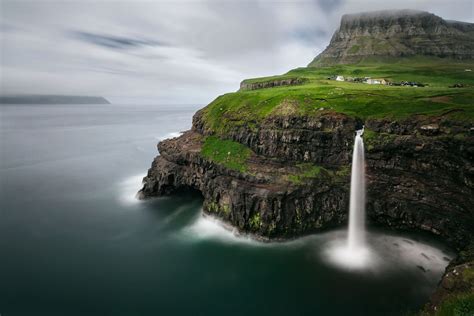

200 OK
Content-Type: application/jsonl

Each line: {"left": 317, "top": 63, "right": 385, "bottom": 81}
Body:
{"left": 0, "top": 104, "right": 453, "bottom": 315}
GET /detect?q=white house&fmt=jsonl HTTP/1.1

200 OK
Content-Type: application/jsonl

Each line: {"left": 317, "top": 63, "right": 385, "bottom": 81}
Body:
{"left": 366, "top": 78, "right": 387, "bottom": 85}
{"left": 336, "top": 75, "right": 345, "bottom": 81}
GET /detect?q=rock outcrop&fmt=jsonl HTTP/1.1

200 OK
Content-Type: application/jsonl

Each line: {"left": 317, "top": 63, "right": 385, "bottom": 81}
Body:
{"left": 363, "top": 117, "right": 474, "bottom": 248}
{"left": 140, "top": 111, "right": 474, "bottom": 248}
{"left": 309, "top": 9, "right": 474, "bottom": 66}
{"left": 139, "top": 112, "right": 356, "bottom": 238}
{"left": 240, "top": 78, "right": 307, "bottom": 91}
{"left": 424, "top": 243, "right": 474, "bottom": 314}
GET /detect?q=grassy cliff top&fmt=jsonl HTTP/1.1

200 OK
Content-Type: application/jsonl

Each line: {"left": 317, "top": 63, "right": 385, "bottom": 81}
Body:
{"left": 203, "top": 57, "right": 473, "bottom": 134}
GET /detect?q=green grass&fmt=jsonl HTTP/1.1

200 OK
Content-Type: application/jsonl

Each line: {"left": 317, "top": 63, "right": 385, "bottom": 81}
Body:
{"left": 201, "top": 58, "right": 474, "bottom": 136}
{"left": 348, "top": 45, "right": 361, "bottom": 54}
{"left": 363, "top": 128, "right": 398, "bottom": 151}
{"left": 201, "top": 136, "right": 251, "bottom": 172}
{"left": 435, "top": 293, "right": 474, "bottom": 316}
{"left": 297, "top": 57, "right": 474, "bottom": 88}
{"left": 462, "top": 266, "right": 474, "bottom": 283}
{"left": 249, "top": 213, "right": 262, "bottom": 229}
{"left": 419, "top": 263, "right": 474, "bottom": 316}
{"left": 362, "top": 129, "right": 377, "bottom": 141}
{"left": 334, "top": 165, "right": 351, "bottom": 178}
{"left": 207, "top": 201, "right": 231, "bottom": 215}
{"left": 241, "top": 74, "right": 303, "bottom": 85}
{"left": 288, "top": 163, "right": 323, "bottom": 184}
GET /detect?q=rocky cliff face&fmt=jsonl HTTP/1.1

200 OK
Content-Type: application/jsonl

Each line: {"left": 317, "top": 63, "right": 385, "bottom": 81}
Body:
{"left": 139, "top": 112, "right": 355, "bottom": 238}
{"left": 139, "top": 110, "right": 474, "bottom": 248}
{"left": 364, "top": 117, "right": 474, "bottom": 247}
{"left": 309, "top": 9, "right": 474, "bottom": 66}
{"left": 193, "top": 108, "right": 358, "bottom": 165}
{"left": 240, "top": 78, "right": 307, "bottom": 91}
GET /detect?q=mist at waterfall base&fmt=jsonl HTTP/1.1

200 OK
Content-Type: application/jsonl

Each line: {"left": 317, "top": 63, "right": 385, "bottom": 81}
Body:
{"left": 0, "top": 104, "right": 453, "bottom": 315}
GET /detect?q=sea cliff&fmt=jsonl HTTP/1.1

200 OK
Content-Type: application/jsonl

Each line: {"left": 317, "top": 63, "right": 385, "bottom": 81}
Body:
{"left": 139, "top": 9, "right": 474, "bottom": 315}
{"left": 139, "top": 111, "right": 473, "bottom": 248}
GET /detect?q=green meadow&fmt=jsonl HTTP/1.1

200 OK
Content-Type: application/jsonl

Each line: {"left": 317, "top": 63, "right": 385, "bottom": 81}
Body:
{"left": 203, "top": 57, "right": 474, "bottom": 135}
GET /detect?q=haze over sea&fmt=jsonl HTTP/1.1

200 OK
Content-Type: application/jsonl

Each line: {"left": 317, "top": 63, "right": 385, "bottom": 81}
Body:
{"left": 0, "top": 103, "right": 453, "bottom": 315}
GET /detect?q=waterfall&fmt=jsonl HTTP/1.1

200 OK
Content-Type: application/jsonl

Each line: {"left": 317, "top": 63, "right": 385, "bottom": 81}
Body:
{"left": 325, "top": 127, "right": 374, "bottom": 269}
{"left": 348, "top": 128, "right": 366, "bottom": 251}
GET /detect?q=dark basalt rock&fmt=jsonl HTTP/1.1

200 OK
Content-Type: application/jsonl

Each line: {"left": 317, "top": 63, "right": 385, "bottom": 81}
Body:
{"left": 139, "top": 130, "right": 350, "bottom": 238}
{"left": 193, "top": 109, "right": 359, "bottom": 166}
{"left": 424, "top": 258, "right": 474, "bottom": 313}
{"left": 140, "top": 111, "right": 474, "bottom": 248}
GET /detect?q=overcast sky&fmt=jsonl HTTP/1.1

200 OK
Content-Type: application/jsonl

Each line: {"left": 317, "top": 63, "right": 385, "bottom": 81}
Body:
{"left": 1, "top": 0, "right": 473, "bottom": 104}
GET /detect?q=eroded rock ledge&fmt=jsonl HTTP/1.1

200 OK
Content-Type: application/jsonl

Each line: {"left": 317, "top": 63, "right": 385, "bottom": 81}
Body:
{"left": 240, "top": 78, "right": 307, "bottom": 91}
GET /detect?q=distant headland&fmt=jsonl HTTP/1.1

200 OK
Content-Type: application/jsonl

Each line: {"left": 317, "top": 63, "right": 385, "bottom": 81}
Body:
{"left": 0, "top": 95, "right": 110, "bottom": 104}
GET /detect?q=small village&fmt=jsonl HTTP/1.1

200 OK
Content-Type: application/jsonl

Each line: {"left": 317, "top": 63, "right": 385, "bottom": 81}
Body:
{"left": 328, "top": 75, "right": 426, "bottom": 87}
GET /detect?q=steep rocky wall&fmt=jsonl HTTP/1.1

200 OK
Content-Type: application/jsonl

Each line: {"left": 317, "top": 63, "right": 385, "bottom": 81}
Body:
{"left": 192, "top": 109, "right": 358, "bottom": 165}
{"left": 364, "top": 118, "right": 474, "bottom": 247}
{"left": 140, "top": 111, "right": 474, "bottom": 249}
{"left": 139, "top": 131, "right": 350, "bottom": 238}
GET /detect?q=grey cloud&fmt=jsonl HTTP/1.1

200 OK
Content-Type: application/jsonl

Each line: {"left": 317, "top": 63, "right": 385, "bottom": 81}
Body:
{"left": 1, "top": 0, "right": 473, "bottom": 104}
{"left": 317, "top": 0, "right": 344, "bottom": 13}
{"left": 70, "top": 31, "right": 166, "bottom": 50}
{"left": 0, "top": 21, "right": 21, "bottom": 33}
{"left": 87, "top": 66, "right": 140, "bottom": 76}
{"left": 291, "top": 28, "right": 329, "bottom": 43}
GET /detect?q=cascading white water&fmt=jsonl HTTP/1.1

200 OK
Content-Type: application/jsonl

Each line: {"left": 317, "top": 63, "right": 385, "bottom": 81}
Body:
{"left": 324, "top": 127, "right": 372, "bottom": 270}
{"left": 348, "top": 128, "right": 366, "bottom": 251}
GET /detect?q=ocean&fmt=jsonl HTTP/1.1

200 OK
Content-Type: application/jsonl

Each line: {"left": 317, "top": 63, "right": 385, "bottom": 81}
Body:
{"left": 0, "top": 103, "right": 453, "bottom": 315}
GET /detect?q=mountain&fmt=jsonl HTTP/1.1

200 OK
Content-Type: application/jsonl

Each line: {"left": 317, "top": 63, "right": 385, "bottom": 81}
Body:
{"left": 0, "top": 95, "right": 110, "bottom": 104}
{"left": 309, "top": 9, "right": 474, "bottom": 66}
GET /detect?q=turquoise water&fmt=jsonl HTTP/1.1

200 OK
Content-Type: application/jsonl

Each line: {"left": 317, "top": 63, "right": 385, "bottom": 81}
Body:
{"left": 0, "top": 104, "right": 453, "bottom": 315}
